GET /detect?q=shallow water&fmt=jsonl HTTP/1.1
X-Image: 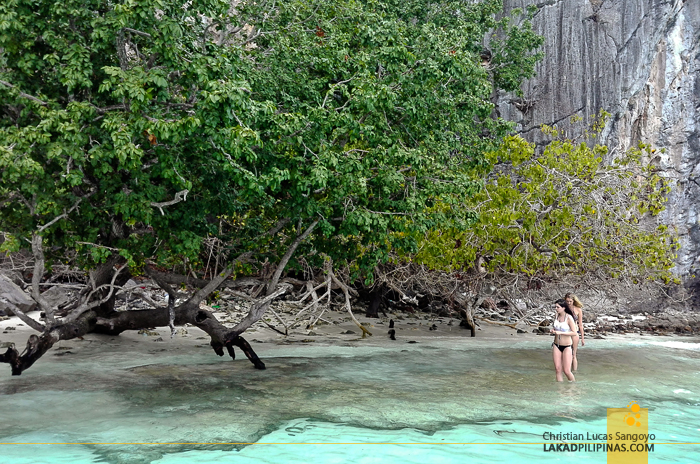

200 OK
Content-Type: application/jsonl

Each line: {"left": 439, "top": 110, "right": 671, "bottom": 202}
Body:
{"left": 0, "top": 334, "right": 698, "bottom": 463}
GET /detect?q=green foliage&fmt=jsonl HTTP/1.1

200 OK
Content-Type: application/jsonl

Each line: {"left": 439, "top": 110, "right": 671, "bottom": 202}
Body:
{"left": 235, "top": 0, "right": 542, "bottom": 277}
{"left": 1, "top": 0, "right": 269, "bottom": 268}
{"left": 416, "top": 119, "right": 679, "bottom": 285}
{"left": 0, "top": 0, "right": 542, "bottom": 277}
{"left": 0, "top": 233, "right": 20, "bottom": 254}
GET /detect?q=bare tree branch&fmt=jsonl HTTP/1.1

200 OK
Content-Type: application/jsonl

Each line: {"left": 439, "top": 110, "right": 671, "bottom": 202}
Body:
{"left": 229, "top": 219, "right": 320, "bottom": 336}
{"left": 91, "top": 104, "right": 128, "bottom": 114}
{"left": 187, "top": 251, "right": 254, "bottom": 307}
{"left": 123, "top": 27, "right": 152, "bottom": 38}
{"left": 64, "top": 265, "right": 127, "bottom": 323}
{"left": 145, "top": 266, "right": 180, "bottom": 301}
{"left": 37, "top": 198, "right": 85, "bottom": 233}
{"left": 0, "top": 80, "right": 48, "bottom": 106}
{"left": 0, "top": 300, "right": 45, "bottom": 332}
{"left": 30, "top": 234, "right": 53, "bottom": 324}
{"left": 267, "top": 218, "right": 290, "bottom": 237}
{"left": 330, "top": 269, "right": 371, "bottom": 337}
{"left": 266, "top": 219, "right": 319, "bottom": 296}
{"left": 151, "top": 189, "right": 189, "bottom": 215}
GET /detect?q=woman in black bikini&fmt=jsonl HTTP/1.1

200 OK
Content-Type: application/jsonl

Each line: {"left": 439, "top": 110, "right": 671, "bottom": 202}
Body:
{"left": 550, "top": 299, "right": 577, "bottom": 382}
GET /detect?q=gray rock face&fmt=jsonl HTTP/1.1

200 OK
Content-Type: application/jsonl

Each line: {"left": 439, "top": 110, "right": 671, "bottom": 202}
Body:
{"left": 500, "top": 0, "right": 700, "bottom": 276}
{"left": 40, "top": 285, "right": 73, "bottom": 311}
{"left": 0, "top": 274, "right": 36, "bottom": 315}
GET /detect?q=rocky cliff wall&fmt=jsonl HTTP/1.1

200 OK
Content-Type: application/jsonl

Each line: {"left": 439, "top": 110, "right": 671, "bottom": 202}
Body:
{"left": 499, "top": 0, "right": 700, "bottom": 277}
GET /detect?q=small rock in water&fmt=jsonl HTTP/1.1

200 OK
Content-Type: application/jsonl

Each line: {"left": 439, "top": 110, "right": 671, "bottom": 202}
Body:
{"left": 138, "top": 329, "right": 159, "bottom": 336}
{"left": 341, "top": 330, "right": 356, "bottom": 334}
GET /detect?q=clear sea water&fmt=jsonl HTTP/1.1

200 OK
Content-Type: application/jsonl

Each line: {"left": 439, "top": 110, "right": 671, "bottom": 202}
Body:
{"left": 0, "top": 333, "right": 698, "bottom": 463}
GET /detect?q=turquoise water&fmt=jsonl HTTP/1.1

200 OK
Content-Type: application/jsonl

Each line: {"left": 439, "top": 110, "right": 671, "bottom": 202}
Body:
{"left": 0, "top": 334, "right": 698, "bottom": 463}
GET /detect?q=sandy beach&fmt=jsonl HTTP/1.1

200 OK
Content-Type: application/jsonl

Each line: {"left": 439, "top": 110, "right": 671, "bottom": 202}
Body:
{"left": 0, "top": 305, "right": 519, "bottom": 359}
{"left": 1, "top": 299, "right": 690, "bottom": 374}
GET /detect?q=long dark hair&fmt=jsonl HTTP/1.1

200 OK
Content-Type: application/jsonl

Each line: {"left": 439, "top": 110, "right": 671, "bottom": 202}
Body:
{"left": 555, "top": 298, "right": 576, "bottom": 319}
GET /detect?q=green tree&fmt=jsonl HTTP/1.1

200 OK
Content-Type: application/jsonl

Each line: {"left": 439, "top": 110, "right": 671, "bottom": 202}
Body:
{"left": 398, "top": 116, "right": 679, "bottom": 325}
{"left": 0, "top": 0, "right": 542, "bottom": 374}
{"left": 236, "top": 0, "right": 543, "bottom": 277}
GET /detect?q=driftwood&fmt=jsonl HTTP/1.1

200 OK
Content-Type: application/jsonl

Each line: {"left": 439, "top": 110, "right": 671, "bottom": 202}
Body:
{"left": 475, "top": 316, "right": 518, "bottom": 330}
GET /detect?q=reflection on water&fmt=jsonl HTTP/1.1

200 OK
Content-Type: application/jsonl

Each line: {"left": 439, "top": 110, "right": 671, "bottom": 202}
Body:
{"left": 0, "top": 335, "right": 698, "bottom": 463}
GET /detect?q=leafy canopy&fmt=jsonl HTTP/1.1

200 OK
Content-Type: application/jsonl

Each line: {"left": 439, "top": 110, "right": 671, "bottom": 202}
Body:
{"left": 0, "top": 0, "right": 542, "bottom": 279}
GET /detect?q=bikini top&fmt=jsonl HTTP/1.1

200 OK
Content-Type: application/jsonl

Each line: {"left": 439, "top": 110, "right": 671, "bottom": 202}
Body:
{"left": 553, "top": 315, "right": 573, "bottom": 333}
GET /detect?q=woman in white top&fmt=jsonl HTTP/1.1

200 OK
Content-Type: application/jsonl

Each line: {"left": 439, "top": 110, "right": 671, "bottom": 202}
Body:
{"left": 550, "top": 299, "right": 577, "bottom": 382}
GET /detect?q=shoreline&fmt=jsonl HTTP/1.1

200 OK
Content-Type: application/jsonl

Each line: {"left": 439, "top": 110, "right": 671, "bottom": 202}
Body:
{"left": 2, "top": 305, "right": 699, "bottom": 373}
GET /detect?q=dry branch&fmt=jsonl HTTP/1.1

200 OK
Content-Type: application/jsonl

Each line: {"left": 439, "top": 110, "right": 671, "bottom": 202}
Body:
{"left": 151, "top": 189, "right": 189, "bottom": 215}
{"left": 330, "top": 270, "right": 371, "bottom": 337}
{"left": 0, "top": 80, "right": 48, "bottom": 106}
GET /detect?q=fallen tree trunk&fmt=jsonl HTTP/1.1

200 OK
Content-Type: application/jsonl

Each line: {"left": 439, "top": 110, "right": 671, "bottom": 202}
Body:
{"left": 0, "top": 219, "right": 315, "bottom": 375}
{"left": 1, "top": 297, "right": 270, "bottom": 375}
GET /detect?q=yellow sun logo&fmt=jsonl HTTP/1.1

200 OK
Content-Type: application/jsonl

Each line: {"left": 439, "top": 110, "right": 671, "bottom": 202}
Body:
{"left": 623, "top": 401, "right": 643, "bottom": 427}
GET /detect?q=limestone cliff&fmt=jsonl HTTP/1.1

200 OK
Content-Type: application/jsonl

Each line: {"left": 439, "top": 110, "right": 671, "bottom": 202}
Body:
{"left": 499, "top": 0, "right": 700, "bottom": 276}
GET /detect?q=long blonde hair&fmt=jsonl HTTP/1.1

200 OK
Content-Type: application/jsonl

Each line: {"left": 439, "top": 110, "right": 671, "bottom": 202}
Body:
{"left": 564, "top": 293, "right": 583, "bottom": 309}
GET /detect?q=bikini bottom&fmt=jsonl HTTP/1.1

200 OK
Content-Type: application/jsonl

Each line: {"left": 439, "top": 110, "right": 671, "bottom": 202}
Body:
{"left": 552, "top": 343, "right": 572, "bottom": 353}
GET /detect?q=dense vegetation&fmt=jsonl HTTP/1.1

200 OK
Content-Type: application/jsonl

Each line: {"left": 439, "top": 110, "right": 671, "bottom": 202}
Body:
{"left": 0, "top": 0, "right": 541, "bottom": 275}
{"left": 0, "top": 0, "right": 675, "bottom": 374}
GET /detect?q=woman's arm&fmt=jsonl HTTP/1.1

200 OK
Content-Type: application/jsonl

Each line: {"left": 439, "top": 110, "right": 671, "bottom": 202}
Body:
{"left": 577, "top": 309, "right": 585, "bottom": 345}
